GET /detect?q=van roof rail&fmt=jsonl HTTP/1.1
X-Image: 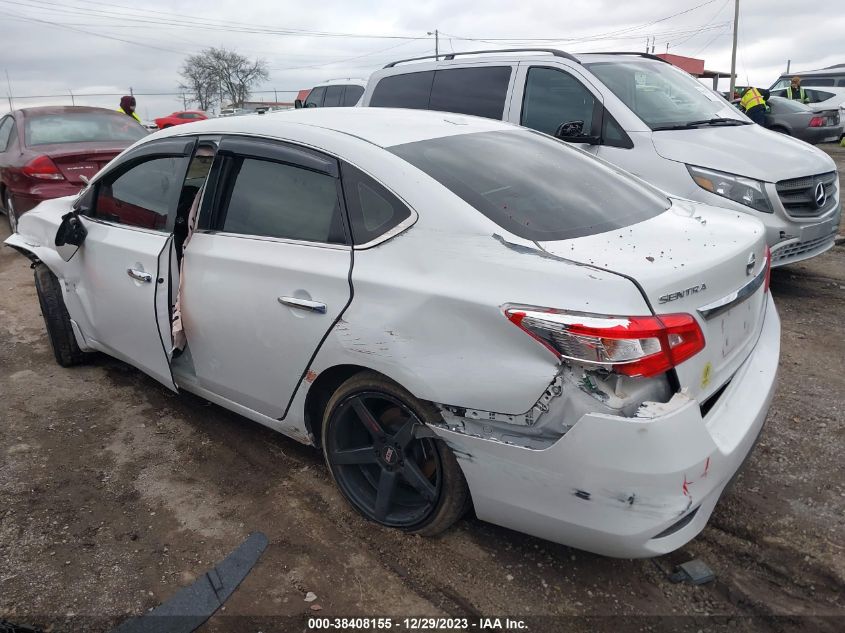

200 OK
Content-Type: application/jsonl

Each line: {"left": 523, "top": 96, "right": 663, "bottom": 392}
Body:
{"left": 582, "top": 51, "right": 671, "bottom": 64}
{"left": 384, "top": 48, "right": 580, "bottom": 68}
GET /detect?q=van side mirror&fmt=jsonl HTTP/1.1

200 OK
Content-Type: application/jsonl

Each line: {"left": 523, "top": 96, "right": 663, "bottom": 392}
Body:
{"left": 55, "top": 211, "right": 88, "bottom": 262}
{"left": 554, "top": 120, "right": 600, "bottom": 145}
{"left": 294, "top": 99, "right": 303, "bottom": 109}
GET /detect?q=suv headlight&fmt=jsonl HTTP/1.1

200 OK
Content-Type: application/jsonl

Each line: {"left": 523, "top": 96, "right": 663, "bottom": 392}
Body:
{"left": 687, "top": 165, "right": 773, "bottom": 213}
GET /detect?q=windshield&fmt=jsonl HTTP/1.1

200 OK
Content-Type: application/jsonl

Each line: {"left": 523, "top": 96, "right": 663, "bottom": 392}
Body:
{"left": 389, "top": 130, "right": 670, "bottom": 242}
{"left": 25, "top": 112, "right": 148, "bottom": 146}
{"left": 586, "top": 60, "right": 743, "bottom": 130}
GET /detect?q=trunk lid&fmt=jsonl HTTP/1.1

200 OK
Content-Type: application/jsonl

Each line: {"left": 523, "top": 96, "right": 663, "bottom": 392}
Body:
{"left": 38, "top": 142, "right": 126, "bottom": 184}
{"left": 537, "top": 199, "right": 770, "bottom": 401}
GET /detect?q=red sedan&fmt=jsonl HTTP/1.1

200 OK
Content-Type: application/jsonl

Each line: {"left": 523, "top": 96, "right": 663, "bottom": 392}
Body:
{"left": 0, "top": 106, "right": 147, "bottom": 232}
{"left": 153, "top": 110, "right": 208, "bottom": 129}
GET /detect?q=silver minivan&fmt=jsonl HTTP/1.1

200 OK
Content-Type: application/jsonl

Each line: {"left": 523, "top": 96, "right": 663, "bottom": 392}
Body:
{"left": 361, "top": 50, "right": 841, "bottom": 266}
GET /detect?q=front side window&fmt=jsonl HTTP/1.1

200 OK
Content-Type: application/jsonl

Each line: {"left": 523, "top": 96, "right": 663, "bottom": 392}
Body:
{"left": 389, "top": 129, "right": 669, "bottom": 242}
{"left": 323, "top": 86, "right": 345, "bottom": 107}
{"left": 305, "top": 86, "right": 326, "bottom": 107}
{"left": 586, "top": 60, "right": 743, "bottom": 130}
{"left": 93, "top": 156, "right": 188, "bottom": 230}
{"left": 428, "top": 66, "right": 512, "bottom": 119}
{"left": 220, "top": 157, "right": 345, "bottom": 244}
{"left": 370, "top": 71, "right": 435, "bottom": 109}
{"left": 341, "top": 164, "right": 412, "bottom": 245}
{"left": 343, "top": 85, "right": 365, "bottom": 106}
{"left": 522, "top": 67, "right": 598, "bottom": 136}
{"left": 25, "top": 112, "right": 147, "bottom": 146}
{"left": 0, "top": 116, "right": 14, "bottom": 152}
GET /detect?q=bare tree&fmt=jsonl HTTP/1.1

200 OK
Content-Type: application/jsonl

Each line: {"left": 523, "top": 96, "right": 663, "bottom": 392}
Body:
{"left": 179, "top": 47, "right": 269, "bottom": 111}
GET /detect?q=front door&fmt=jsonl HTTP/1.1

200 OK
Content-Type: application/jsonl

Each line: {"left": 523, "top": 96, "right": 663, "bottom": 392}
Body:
{"left": 180, "top": 138, "right": 352, "bottom": 419}
{"left": 66, "top": 140, "right": 195, "bottom": 389}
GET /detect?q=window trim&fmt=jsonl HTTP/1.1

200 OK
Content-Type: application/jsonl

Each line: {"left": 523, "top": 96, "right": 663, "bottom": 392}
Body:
{"left": 202, "top": 136, "right": 351, "bottom": 247}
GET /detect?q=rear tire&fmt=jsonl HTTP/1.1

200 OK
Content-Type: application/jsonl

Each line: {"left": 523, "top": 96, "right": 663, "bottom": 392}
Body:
{"left": 322, "top": 371, "right": 469, "bottom": 537}
{"left": 33, "top": 264, "right": 89, "bottom": 367}
{"left": 4, "top": 192, "right": 17, "bottom": 233}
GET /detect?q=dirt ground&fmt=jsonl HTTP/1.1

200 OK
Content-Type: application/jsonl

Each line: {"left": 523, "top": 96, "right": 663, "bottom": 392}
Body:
{"left": 1, "top": 147, "right": 844, "bottom": 633}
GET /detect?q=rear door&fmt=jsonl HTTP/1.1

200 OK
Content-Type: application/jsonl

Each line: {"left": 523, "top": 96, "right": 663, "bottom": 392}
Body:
{"left": 180, "top": 137, "right": 352, "bottom": 419}
{"left": 68, "top": 138, "right": 196, "bottom": 389}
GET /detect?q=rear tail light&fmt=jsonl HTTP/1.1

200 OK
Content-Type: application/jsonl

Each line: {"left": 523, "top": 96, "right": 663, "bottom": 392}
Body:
{"left": 808, "top": 116, "right": 825, "bottom": 127}
{"left": 22, "top": 155, "right": 64, "bottom": 180}
{"left": 504, "top": 306, "right": 705, "bottom": 378}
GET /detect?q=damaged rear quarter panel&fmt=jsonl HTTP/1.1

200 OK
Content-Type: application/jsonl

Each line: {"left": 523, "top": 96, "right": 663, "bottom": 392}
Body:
{"left": 305, "top": 180, "right": 653, "bottom": 415}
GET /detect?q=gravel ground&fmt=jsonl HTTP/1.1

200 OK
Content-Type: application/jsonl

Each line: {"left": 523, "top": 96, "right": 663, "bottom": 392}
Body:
{"left": 1, "top": 145, "right": 844, "bottom": 633}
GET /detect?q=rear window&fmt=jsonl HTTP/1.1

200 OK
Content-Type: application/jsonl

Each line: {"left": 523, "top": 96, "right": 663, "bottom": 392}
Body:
{"left": 389, "top": 130, "right": 669, "bottom": 242}
{"left": 25, "top": 112, "right": 147, "bottom": 146}
{"left": 343, "top": 85, "right": 365, "bottom": 106}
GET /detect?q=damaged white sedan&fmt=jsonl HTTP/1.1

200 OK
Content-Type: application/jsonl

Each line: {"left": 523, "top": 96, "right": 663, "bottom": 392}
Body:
{"left": 5, "top": 108, "right": 780, "bottom": 558}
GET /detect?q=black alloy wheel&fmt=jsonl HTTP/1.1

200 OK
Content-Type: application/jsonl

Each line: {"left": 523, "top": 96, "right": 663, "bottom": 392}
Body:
{"left": 327, "top": 392, "right": 441, "bottom": 527}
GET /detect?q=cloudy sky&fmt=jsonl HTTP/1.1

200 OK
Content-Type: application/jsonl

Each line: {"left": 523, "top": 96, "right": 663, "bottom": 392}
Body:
{"left": 1, "top": 0, "right": 843, "bottom": 120}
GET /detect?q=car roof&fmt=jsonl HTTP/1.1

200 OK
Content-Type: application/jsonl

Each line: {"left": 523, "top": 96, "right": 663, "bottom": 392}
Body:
{"left": 153, "top": 107, "right": 515, "bottom": 148}
{"left": 373, "top": 51, "right": 664, "bottom": 72}
{"left": 16, "top": 105, "right": 123, "bottom": 117}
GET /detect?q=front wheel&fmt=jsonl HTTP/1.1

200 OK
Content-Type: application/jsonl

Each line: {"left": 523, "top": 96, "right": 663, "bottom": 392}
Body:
{"left": 322, "top": 372, "right": 469, "bottom": 536}
{"left": 33, "top": 264, "right": 89, "bottom": 367}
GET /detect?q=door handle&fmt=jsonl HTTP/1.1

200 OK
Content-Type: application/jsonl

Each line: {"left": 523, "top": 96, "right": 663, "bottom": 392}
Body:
{"left": 127, "top": 268, "right": 153, "bottom": 283}
{"left": 278, "top": 296, "right": 327, "bottom": 314}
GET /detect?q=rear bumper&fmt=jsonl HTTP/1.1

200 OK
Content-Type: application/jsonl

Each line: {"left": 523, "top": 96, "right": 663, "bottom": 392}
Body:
{"left": 8, "top": 183, "right": 83, "bottom": 214}
{"left": 433, "top": 295, "right": 780, "bottom": 558}
{"left": 795, "top": 127, "right": 843, "bottom": 145}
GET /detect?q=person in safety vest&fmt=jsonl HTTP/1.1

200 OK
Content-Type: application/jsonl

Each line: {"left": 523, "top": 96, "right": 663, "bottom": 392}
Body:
{"left": 118, "top": 95, "right": 142, "bottom": 123}
{"left": 739, "top": 86, "right": 768, "bottom": 125}
{"left": 785, "top": 76, "right": 809, "bottom": 103}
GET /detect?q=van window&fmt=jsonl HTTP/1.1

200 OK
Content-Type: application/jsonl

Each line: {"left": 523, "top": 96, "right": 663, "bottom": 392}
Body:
{"left": 838, "top": 79, "right": 845, "bottom": 87}
{"left": 343, "top": 85, "right": 364, "bottom": 106}
{"left": 305, "top": 86, "right": 326, "bottom": 107}
{"left": 521, "top": 67, "right": 597, "bottom": 136}
{"left": 390, "top": 129, "right": 669, "bottom": 242}
{"left": 801, "top": 78, "right": 835, "bottom": 87}
{"left": 323, "top": 85, "right": 345, "bottom": 107}
{"left": 586, "top": 60, "right": 743, "bottom": 130}
{"left": 370, "top": 71, "right": 435, "bottom": 109}
{"left": 428, "top": 67, "right": 512, "bottom": 119}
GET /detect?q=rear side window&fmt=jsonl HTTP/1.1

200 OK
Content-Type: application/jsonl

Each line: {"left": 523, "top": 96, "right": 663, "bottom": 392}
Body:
{"left": 25, "top": 112, "right": 147, "bottom": 146}
{"left": 0, "top": 116, "right": 14, "bottom": 152}
{"left": 389, "top": 130, "right": 669, "bottom": 242}
{"left": 323, "top": 85, "right": 344, "bottom": 107}
{"left": 341, "top": 164, "right": 412, "bottom": 245}
{"left": 370, "top": 71, "right": 434, "bottom": 109}
{"left": 343, "top": 85, "right": 365, "bottom": 106}
{"left": 428, "top": 67, "right": 512, "bottom": 119}
{"left": 94, "top": 156, "right": 188, "bottom": 230}
{"left": 220, "top": 157, "right": 345, "bottom": 244}
{"left": 802, "top": 78, "right": 835, "bottom": 87}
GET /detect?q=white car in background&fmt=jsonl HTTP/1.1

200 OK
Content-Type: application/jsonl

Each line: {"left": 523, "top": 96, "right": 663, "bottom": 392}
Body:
{"left": 5, "top": 108, "right": 779, "bottom": 558}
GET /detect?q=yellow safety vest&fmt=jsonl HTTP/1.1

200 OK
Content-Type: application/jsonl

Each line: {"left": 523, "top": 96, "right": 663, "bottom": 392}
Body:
{"left": 786, "top": 86, "right": 807, "bottom": 102}
{"left": 117, "top": 108, "right": 142, "bottom": 123}
{"left": 740, "top": 87, "right": 766, "bottom": 111}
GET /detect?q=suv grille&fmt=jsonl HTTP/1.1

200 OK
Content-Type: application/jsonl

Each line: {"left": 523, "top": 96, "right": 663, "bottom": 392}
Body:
{"left": 776, "top": 172, "right": 838, "bottom": 218}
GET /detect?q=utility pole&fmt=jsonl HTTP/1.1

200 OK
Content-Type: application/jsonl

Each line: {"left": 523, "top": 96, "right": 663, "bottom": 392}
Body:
{"left": 729, "top": 0, "right": 740, "bottom": 98}
{"left": 786, "top": 59, "right": 791, "bottom": 73}
{"left": 4, "top": 69, "right": 13, "bottom": 110}
{"left": 129, "top": 86, "right": 134, "bottom": 97}
{"left": 427, "top": 29, "right": 439, "bottom": 60}
{"left": 69, "top": 88, "right": 75, "bottom": 106}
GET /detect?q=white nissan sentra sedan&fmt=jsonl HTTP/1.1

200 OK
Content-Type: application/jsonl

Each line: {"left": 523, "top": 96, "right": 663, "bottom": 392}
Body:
{"left": 5, "top": 108, "right": 780, "bottom": 558}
